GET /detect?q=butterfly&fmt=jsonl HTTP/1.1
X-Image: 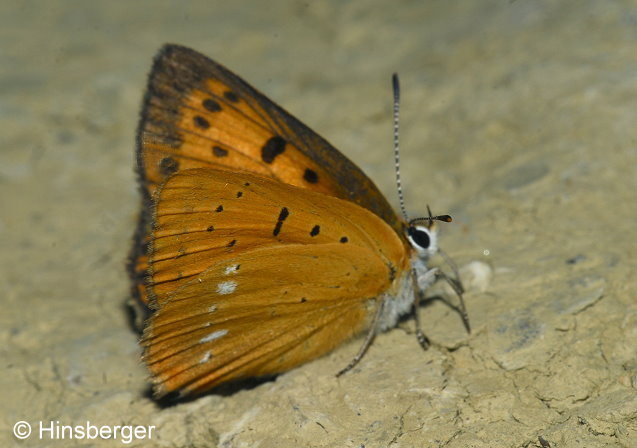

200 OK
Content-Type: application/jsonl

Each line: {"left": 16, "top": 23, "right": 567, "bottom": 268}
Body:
{"left": 128, "top": 44, "right": 468, "bottom": 398}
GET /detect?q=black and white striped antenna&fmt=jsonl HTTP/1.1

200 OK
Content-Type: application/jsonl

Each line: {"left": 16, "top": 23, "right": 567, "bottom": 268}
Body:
{"left": 392, "top": 73, "right": 409, "bottom": 222}
{"left": 393, "top": 74, "right": 452, "bottom": 226}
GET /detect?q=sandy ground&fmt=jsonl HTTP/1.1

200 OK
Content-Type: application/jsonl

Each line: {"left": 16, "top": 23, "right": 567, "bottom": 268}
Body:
{"left": 1, "top": 1, "right": 636, "bottom": 447}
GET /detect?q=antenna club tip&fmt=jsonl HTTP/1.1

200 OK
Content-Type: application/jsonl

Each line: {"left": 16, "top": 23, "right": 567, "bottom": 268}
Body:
{"left": 392, "top": 73, "right": 400, "bottom": 93}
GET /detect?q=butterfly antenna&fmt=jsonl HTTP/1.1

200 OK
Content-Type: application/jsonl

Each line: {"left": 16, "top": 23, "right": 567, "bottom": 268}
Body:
{"left": 409, "top": 205, "right": 453, "bottom": 227}
{"left": 392, "top": 73, "right": 409, "bottom": 222}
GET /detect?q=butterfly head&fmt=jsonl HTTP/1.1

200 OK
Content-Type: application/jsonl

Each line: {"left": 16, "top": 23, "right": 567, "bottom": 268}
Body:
{"left": 405, "top": 205, "right": 452, "bottom": 259}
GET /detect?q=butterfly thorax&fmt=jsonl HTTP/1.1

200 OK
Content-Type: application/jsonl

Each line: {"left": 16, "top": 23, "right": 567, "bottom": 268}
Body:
{"left": 377, "top": 224, "right": 439, "bottom": 332}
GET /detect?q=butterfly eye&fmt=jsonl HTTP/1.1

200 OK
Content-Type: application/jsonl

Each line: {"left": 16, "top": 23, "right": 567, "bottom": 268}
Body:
{"left": 407, "top": 225, "right": 434, "bottom": 251}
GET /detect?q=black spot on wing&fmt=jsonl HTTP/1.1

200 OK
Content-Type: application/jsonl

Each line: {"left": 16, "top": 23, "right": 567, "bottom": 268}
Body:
{"left": 224, "top": 91, "right": 239, "bottom": 102}
{"left": 310, "top": 225, "right": 320, "bottom": 237}
{"left": 212, "top": 146, "right": 228, "bottom": 157}
{"left": 202, "top": 98, "right": 222, "bottom": 112}
{"left": 278, "top": 207, "right": 289, "bottom": 221}
{"left": 216, "top": 205, "right": 224, "bottom": 212}
{"left": 261, "top": 136, "right": 286, "bottom": 164}
{"left": 303, "top": 168, "right": 318, "bottom": 184}
{"left": 159, "top": 157, "right": 179, "bottom": 177}
{"left": 194, "top": 115, "right": 210, "bottom": 129}
{"left": 273, "top": 207, "right": 289, "bottom": 237}
{"left": 340, "top": 236, "right": 349, "bottom": 243}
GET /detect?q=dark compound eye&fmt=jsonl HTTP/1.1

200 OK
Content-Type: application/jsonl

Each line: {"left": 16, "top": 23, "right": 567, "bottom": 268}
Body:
{"left": 408, "top": 226, "right": 431, "bottom": 249}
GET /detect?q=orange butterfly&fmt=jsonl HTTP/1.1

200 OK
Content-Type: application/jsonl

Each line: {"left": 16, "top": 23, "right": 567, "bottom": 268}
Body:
{"left": 129, "top": 44, "right": 468, "bottom": 398}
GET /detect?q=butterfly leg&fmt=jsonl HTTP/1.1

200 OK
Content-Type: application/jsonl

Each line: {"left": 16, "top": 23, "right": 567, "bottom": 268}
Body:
{"left": 411, "top": 268, "right": 434, "bottom": 350}
{"left": 336, "top": 299, "right": 385, "bottom": 378}
{"left": 433, "top": 268, "right": 471, "bottom": 333}
{"left": 416, "top": 266, "right": 470, "bottom": 334}
{"left": 435, "top": 249, "right": 470, "bottom": 332}
{"left": 438, "top": 248, "right": 463, "bottom": 292}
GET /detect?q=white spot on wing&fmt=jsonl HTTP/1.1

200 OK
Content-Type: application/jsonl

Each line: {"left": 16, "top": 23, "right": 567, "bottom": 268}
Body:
{"left": 208, "top": 305, "right": 217, "bottom": 313}
{"left": 199, "top": 329, "right": 228, "bottom": 344}
{"left": 216, "top": 280, "right": 237, "bottom": 295}
{"left": 199, "top": 351, "right": 212, "bottom": 364}
{"left": 224, "top": 264, "right": 239, "bottom": 275}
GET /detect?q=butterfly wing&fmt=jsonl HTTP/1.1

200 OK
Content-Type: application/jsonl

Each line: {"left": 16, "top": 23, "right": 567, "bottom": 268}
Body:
{"left": 137, "top": 44, "right": 399, "bottom": 222}
{"left": 129, "top": 44, "right": 402, "bottom": 307}
{"left": 142, "top": 168, "right": 409, "bottom": 396}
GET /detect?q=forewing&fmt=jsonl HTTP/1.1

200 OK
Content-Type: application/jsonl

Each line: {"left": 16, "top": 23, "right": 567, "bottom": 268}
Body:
{"left": 137, "top": 44, "right": 398, "bottom": 222}
{"left": 129, "top": 44, "right": 401, "bottom": 307}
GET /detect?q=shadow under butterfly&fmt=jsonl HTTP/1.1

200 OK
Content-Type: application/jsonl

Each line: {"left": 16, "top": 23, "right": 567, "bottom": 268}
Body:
{"left": 127, "top": 44, "right": 469, "bottom": 399}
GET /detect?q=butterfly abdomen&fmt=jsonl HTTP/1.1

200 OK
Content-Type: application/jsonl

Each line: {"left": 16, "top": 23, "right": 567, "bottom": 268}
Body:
{"left": 377, "top": 272, "right": 414, "bottom": 332}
